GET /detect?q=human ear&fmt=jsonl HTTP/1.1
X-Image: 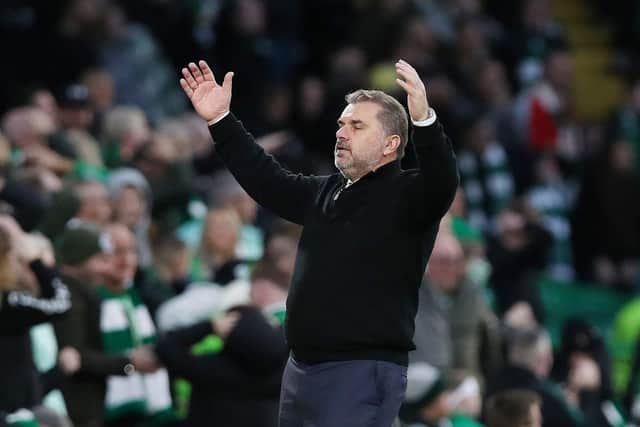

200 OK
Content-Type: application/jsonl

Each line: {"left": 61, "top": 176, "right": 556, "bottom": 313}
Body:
{"left": 383, "top": 135, "right": 401, "bottom": 156}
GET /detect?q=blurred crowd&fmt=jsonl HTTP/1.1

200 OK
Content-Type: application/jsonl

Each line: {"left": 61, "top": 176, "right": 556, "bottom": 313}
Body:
{"left": 0, "top": 0, "right": 640, "bottom": 426}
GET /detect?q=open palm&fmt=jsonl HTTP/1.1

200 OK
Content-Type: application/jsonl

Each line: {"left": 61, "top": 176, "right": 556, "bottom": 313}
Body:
{"left": 180, "top": 60, "right": 234, "bottom": 123}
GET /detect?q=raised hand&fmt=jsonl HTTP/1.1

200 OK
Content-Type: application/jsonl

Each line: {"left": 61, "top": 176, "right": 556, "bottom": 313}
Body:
{"left": 395, "top": 60, "right": 430, "bottom": 122}
{"left": 180, "top": 60, "right": 234, "bottom": 123}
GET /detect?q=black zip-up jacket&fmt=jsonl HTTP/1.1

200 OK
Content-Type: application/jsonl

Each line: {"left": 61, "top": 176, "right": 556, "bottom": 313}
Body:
{"left": 0, "top": 260, "right": 71, "bottom": 412}
{"left": 210, "top": 112, "right": 458, "bottom": 366}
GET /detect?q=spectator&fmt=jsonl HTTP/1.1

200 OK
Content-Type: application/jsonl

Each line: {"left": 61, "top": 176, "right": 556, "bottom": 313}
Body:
{"left": 486, "top": 328, "right": 596, "bottom": 427}
{"left": 527, "top": 153, "right": 574, "bottom": 281}
{"left": 133, "top": 132, "right": 197, "bottom": 229}
{"left": 72, "top": 180, "right": 112, "bottom": 227}
{"left": 52, "top": 221, "right": 156, "bottom": 427}
{"left": 487, "top": 201, "right": 552, "bottom": 323}
{"left": 263, "top": 219, "right": 301, "bottom": 281}
{"left": 0, "top": 216, "right": 72, "bottom": 420}
{"left": 572, "top": 139, "right": 640, "bottom": 290}
{"left": 197, "top": 206, "right": 250, "bottom": 285}
{"left": 53, "top": 83, "right": 103, "bottom": 169}
{"left": 155, "top": 261, "right": 289, "bottom": 427}
{"left": 137, "top": 233, "right": 192, "bottom": 319}
{"left": 484, "top": 389, "right": 542, "bottom": 427}
{"left": 552, "top": 318, "right": 618, "bottom": 427}
{"left": 99, "top": 223, "right": 172, "bottom": 427}
{"left": 411, "top": 232, "right": 493, "bottom": 383}
{"left": 101, "top": 106, "right": 150, "bottom": 169}
{"left": 107, "top": 168, "right": 153, "bottom": 268}
{"left": 208, "top": 171, "right": 264, "bottom": 263}
{"left": 457, "top": 113, "right": 515, "bottom": 233}
{"left": 606, "top": 78, "right": 640, "bottom": 174}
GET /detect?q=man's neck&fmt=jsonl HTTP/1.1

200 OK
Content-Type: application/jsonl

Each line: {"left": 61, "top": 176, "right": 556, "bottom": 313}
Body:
{"left": 343, "top": 156, "right": 397, "bottom": 183}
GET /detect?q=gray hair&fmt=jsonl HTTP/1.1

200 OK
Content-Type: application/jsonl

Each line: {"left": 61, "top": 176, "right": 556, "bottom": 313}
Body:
{"left": 345, "top": 90, "right": 409, "bottom": 158}
{"left": 508, "top": 328, "right": 551, "bottom": 370}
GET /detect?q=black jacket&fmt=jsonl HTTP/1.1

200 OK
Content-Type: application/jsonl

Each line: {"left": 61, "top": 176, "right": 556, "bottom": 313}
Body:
{"left": 156, "top": 306, "right": 288, "bottom": 427}
{"left": 210, "top": 112, "right": 458, "bottom": 366}
{"left": 53, "top": 274, "right": 130, "bottom": 427}
{"left": 0, "top": 260, "right": 70, "bottom": 413}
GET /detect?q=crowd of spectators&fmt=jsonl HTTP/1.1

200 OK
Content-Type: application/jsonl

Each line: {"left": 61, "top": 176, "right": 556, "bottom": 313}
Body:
{"left": 1, "top": 0, "right": 640, "bottom": 426}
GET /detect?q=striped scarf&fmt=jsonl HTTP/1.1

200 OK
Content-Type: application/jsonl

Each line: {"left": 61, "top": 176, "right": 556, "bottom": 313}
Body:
{"left": 99, "top": 286, "right": 173, "bottom": 423}
{"left": 458, "top": 142, "right": 514, "bottom": 233}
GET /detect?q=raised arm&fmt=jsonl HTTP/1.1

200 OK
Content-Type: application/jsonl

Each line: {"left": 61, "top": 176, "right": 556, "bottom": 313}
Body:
{"left": 0, "top": 261, "right": 71, "bottom": 333}
{"left": 180, "top": 61, "right": 325, "bottom": 225}
{"left": 396, "top": 60, "right": 458, "bottom": 225}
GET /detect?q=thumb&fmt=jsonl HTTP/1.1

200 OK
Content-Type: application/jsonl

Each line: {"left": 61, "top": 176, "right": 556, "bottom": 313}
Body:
{"left": 222, "top": 72, "right": 234, "bottom": 90}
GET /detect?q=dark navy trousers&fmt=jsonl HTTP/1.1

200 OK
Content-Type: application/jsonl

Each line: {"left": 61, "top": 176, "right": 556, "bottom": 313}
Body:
{"left": 278, "top": 356, "right": 407, "bottom": 427}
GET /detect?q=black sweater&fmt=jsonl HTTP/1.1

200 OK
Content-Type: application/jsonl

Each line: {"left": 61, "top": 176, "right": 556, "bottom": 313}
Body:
{"left": 210, "top": 112, "right": 458, "bottom": 365}
{"left": 0, "top": 260, "right": 71, "bottom": 412}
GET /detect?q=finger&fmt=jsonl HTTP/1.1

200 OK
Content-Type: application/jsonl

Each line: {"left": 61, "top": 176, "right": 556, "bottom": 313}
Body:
{"left": 181, "top": 67, "right": 198, "bottom": 90}
{"left": 199, "top": 60, "right": 218, "bottom": 84}
{"left": 189, "top": 62, "right": 205, "bottom": 84}
{"left": 395, "top": 62, "right": 419, "bottom": 82}
{"left": 395, "top": 69, "right": 418, "bottom": 91}
{"left": 398, "top": 59, "right": 418, "bottom": 73}
{"left": 396, "top": 67, "right": 425, "bottom": 92}
{"left": 396, "top": 78, "right": 412, "bottom": 93}
{"left": 222, "top": 71, "right": 234, "bottom": 90}
{"left": 179, "top": 78, "right": 194, "bottom": 98}
{"left": 396, "top": 60, "right": 420, "bottom": 79}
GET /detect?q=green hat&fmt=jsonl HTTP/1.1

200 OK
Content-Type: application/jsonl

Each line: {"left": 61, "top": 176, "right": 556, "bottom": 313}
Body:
{"left": 55, "top": 220, "right": 112, "bottom": 266}
{"left": 399, "top": 363, "right": 447, "bottom": 421}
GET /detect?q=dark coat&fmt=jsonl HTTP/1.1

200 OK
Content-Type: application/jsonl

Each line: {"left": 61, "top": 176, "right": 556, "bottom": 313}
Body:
{"left": 155, "top": 305, "right": 288, "bottom": 427}
{"left": 53, "top": 275, "right": 130, "bottom": 427}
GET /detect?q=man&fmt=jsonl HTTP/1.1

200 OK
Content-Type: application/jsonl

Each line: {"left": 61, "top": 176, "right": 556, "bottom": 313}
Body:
{"left": 485, "top": 328, "right": 595, "bottom": 427}
{"left": 156, "top": 261, "right": 289, "bottom": 427}
{"left": 179, "top": 58, "right": 458, "bottom": 426}
{"left": 485, "top": 389, "right": 542, "bottom": 427}
{"left": 52, "top": 221, "right": 157, "bottom": 427}
{"left": 99, "top": 223, "right": 172, "bottom": 427}
{"left": 411, "top": 232, "right": 490, "bottom": 381}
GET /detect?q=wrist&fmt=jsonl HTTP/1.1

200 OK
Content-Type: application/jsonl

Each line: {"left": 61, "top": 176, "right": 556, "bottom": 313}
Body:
{"left": 412, "top": 108, "right": 437, "bottom": 127}
{"left": 207, "top": 111, "right": 230, "bottom": 126}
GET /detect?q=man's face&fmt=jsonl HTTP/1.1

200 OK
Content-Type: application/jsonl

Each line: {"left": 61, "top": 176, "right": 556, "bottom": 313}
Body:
{"left": 203, "top": 209, "right": 240, "bottom": 255}
{"left": 426, "top": 234, "right": 465, "bottom": 292}
{"left": 78, "top": 252, "right": 113, "bottom": 287}
{"left": 112, "top": 187, "right": 146, "bottom": 228}
{"left": 104, "top": 225, "right": 138, "bottom": 288}
{"left": 335, "top": 102, "right": 387, "bottom": 180}
{"left": 78, "top": 182, "right": 112, "bottom": 225}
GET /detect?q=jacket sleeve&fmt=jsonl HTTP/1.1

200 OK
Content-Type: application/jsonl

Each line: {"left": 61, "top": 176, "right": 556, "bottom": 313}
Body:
{"left": 155, "top": 321, "right": 259, "bottom": 388}
{"left": 0, "top": 261, "right": 71, "bottom": 333}
{"left": 222, "top": 308, "right": 288, "bottom": 375}
{"left": 53, "top": 296, "right": 130, "bottom": 377}
{"left": 409, "top": 118, "right": 459, "bottom": 226}
{"left": 209, "top": 113, "right": 326, "bottom": 225}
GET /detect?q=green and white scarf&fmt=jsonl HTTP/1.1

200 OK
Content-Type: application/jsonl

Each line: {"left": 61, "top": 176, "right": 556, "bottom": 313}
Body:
{"left": 458, "top": 142, "right": 514, "bottom": 233}
{"left": 99, "top": 286, "right": 173, "bottom": 423}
